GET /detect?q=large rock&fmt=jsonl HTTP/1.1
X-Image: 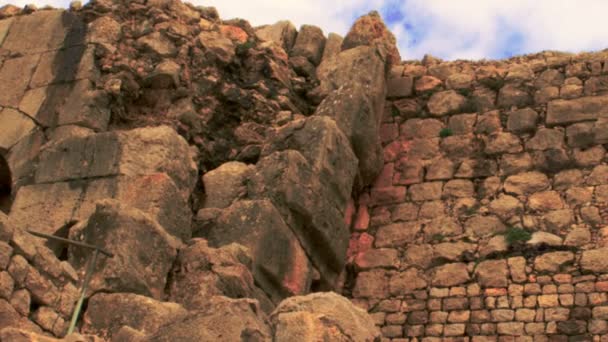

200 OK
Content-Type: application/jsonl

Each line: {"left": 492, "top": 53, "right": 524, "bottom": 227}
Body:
{"left": 247, "top": 151, "right": 348, "bottom": 288}
{"left": 209, "top": 200, "right": 312, "bottom": 303}
{"left": 316, "top": 82, "right": 384, "bottom": 188}
{"left": 314, "top": 45, "right": 386, "bottom": 120}
{"left": 341, "top": 10, "right": 400, "bottom": 65}
{"left": 261, "top": 116, "right": 358, "bottom": 207}
{"left": 0, "top": 299, "right": 43, "bottom": 334}
{"left": 202, "top": 161, "right": 252, "bottom": 209}
{"left": 82, "top": 293, "right": 188, "bottom": 340}
{"left": 148, "top": 296, "right": 271, "bottom": 341}
{"left": 0, "top": 108, "right": 36, "bottom": 153}
{"left": 430, "top": 263, "right": 470, "bottom": 287}
{"left": 475, "top": 260, "right": 508, "bottom": 287}
{"left": 197, "top": 30, "right": 235, "bottom": 64}
{"left": 534, "top": 251, "right": 574, "bottom": 273}
{"left": 167, "top": 238, "right": 273, "bottom": 313}
{"left": 2, "top": 10, "right": 85, "bottom": 54}
{"left": 271, "top": 292, "right": 380, "bottom": 341}
{"left": 68, "top": 199, "right": 181, "bottom": 300}
{"left": 290, "top": 25, "right": 325, "bottom": 65}
{"left": 9, "top": 173, "right": 193, "bottom": 244}
{"left": 35, "top": 125, "right": 197, "bottom": 199}
{"left": 547, "top": 95, "right": 608, "bottom": 126}
{"left": 581, "top": 248, "right": 608, "bottom": 273}
{"left": 255, "top": 21, "right": 297, "bottom": 52}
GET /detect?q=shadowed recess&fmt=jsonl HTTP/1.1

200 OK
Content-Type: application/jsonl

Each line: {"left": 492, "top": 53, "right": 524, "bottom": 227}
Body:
{"left": 0, "top": 154, "right": 12, "bottom": 214}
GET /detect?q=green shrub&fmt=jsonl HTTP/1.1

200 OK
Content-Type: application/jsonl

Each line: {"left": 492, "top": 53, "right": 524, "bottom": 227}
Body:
{"left": 236, "top": 40, "right": 255, "bottom": 55}
{"left": 439, "top": 128, "right": 453, "bottom": 138}
{"left": 504, "top": 227, "right": 532, "bottom": 245}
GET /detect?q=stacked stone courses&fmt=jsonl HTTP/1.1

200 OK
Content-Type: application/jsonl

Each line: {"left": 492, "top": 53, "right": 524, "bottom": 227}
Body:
{"left": 346, "top": 51, "right": 608, "bottom": 341}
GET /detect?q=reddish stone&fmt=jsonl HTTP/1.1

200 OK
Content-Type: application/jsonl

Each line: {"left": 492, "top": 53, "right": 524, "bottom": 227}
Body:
{"left": 373, "top": 163, "right": 395, "bottom": 188}
{"left": 393, "top": 157, "right": 424, "bottom": 185}
{"left": 219, "top": 25, "right": 248, "bottom": 43}
{"left": 347, "top": 233, "right": 375, "bottom": 261}
{"left": 596, "top": 281, "right": 608, "bottom": 292}
{"left": 354, "top": 205, "right": 370, "bottom": 231}
{"left": 383, "top": 140, "right": 411, "bottom": 162}
{"left": 380, "top": 123, "right": 399, "bottom": 144}
{"left": 484, "top": 288, "right": 508, "bottom": 296}
{"left": 370, "top": 186, "right": 407, "bottom": 206}
{"left": 344, "top": 197, "right": 356, "bottom": 228}
{"left": 358, "top": 193, "right": 370, "bottom": 206}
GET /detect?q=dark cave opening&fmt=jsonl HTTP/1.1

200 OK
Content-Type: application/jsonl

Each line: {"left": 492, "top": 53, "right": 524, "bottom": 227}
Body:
{"left": 0, "top": 155, "right": 12, "bottom": 215}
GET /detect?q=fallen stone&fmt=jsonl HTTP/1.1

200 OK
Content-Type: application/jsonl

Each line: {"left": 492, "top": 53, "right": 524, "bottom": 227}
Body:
{"left": 82, "top": 292, "right": 188, "bottom": 340}
{"left": 290, "top": 25, "right": 325, "bottom": 65}
{"left": 341, "top": 10, "right": 400, "bottom": 65}
{"left": 271, "top": 292, "right": 380, "bottom": 341}
{"left": 254, "top": 21, "right": 297, "bottom": 52}
{"left": 148, "top": 296, "right": 271, "bottom": 341}
{"left": 248, "top": 150, "right": 347, "bottom": 288}
{"left": 202, "top": 161, "right": 252, "bottom": 209}
{"left": 68, "top": 199, "right": 181, "bottom": 300}
{"left": 209, "top": 200, "right": 312, "bottom": 303}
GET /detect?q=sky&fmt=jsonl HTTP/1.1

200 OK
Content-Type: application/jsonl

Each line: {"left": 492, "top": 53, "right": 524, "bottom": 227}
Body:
{"left": 3, "top": 0, "right": 608, "bottom": 61}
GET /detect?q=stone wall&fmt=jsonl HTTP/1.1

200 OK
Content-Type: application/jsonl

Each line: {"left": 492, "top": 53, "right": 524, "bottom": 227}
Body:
{"left": 346, "top": 52, "right": 608, "bottom": 341}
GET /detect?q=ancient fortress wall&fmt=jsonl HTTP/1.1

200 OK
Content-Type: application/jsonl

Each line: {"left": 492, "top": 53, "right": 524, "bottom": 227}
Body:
{"left": 346, "top": 53, "right": 608, "bottom": 341}
{"left": 0, "top": 1, "right": 607, "bottom": 341}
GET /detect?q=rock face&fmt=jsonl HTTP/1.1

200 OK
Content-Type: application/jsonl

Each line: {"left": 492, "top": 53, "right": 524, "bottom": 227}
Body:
{"left": 68, "top": 199, "right": 181, "bottom": 300}
{"left": 341, "top": 10, "right": 400, "bottom": 66}
{"left": 271, "top": 292, "right": 381, "bottom": 341}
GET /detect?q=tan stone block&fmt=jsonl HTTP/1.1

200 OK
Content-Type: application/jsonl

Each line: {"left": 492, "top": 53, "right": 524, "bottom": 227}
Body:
{"left": 0, "top": 54, "right": 40, "bottom": 107}
{"left": 443, "top": 323, "right": 466, "bottom": 336}
{"left": 497, "top": 322, "right": 524, "bottom": 335}
{"left": 559, "top": 294, "right": 574, "bottom": 306}
{"left": 544, "top": 307, "right": 569, "bottom": 321}
{"left": 538, "top": 294, "right": 559, "bottom": 307}
{"left": 515, "top": 308, "right": 536, "bottom": 322}
{"left": 525, "top": 322, "right": 546, "bottom": 335}
{"left": 425, "top": 324, "right": 443, "bottom": 336}
{"left": 448, "top": 310, "right": 470, "bottom": 323}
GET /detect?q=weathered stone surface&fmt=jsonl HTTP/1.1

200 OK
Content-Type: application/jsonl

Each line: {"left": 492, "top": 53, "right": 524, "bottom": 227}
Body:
{"left": 497, "top": 84, "right": 531, "bottom": 108}
{"left": 87, "top": 16, "right": 121, "bottom": 43}
{"left": 0, "top": 17, "right": 13, "bottom": 46}
{"left": 528, "top": 191, "right": 565, "bottom": 211}
{"left": 489, "top": 195, "right": 523, "bottom": 220}
{"left": 262, "top": 116, "right": 358, "bottom": 207}
{"left": 504, "top": 171, "right": 550, "bottom": 195}
{"left": 144, "top": 60, "right": 181, "bottom": 89}
{"left": 30, "top": 45, "right": 95, "bottom": 88}
{"left": 341, "top": 10, "right": 399, "bottom": 65}
{"left": 36, "top": 125, "right": 197, "bottom": 199}
{"left": 271, "top": 292, "right": 380, "bottom": 341}
{"left": 484, "top": 132, "right": 522, "bottom": 154}
{"left": 68, "top": 199, "right": 180, "bottom": 300}
{"left": 526, "top": 128, "right": 564, "bottom": 150}
{"left": 197, "top": 30, "right": 234, "bottom": 64}
{"left": 534, "top": 251, "right": 574, "bottom": 273}
{"left": 82, "top": 293, "right": 188, "bottom": 340}
{"left": 0, "top": 299, "right": 42, "bottom": 334}
{"left": 387, "top": 76, "right": 413, "bottom": 98}
{"left": 202, "top": 161, "right": 252, "bottom": 209}
{"left": 433, "top": 241, "right": 475, "bottom": 261}
{"left": 424, "top": 216, "right": 462, "bottom": 239}
{"left": 316, "top": 78, "right": 384, "bottom": 188}
{"left": 475, "top": 260, "right": 508, "bottom": 287}
{"left": 465, "top": 215, "right": 507, "bottom": 238}
{"left": 248, "top": 151, "right": 347, "bottom": 287}
{"left": 167, "top": 238, "right": 272, "bottom": 312}
{"left": 320, "top": 32, "right": 343, "bottom": 64}
{"left": 138, "top": 31, "right": 177, "bottom": 57}
{"left": 375, "top": 221, "right": 421, "bottom": 247}
{"left": 2, "top": 10, "right": 85, "bottom": 53}
{"left": 291, "top": 25, "right": 325, "bottom": 65}
{"left": 148, "top": 296, "right": 271, "bottom": 341}
{"left": 389, "top": 268, "right": 427, "bottom": 295}
{"left": 0, "top": 108, "right": 36, "bottom": 153}
{"left": 353, "top": 269, "right": 388, "bottom": 298}
{"left": 209, "top": 200, "right": 311, "bottom": 303}
{"left": 431, "top": 263, "right": 470, "bottom": 287}
{"left": 427, "top": 90, "right": 466, "bottom": 116}
{"left": 527, "top": 231, "right": 563, "bottom": 246}
{"left": 547, "top": 95, "right": 608, "bottom": 126}
{"left": 581, "top": 248, "right": 608, "bottom": 273}
{"left": 255, "top": 21, "right": 297, "bottom": 52}
{"left": 0, "top": 55, "right": 40, "bottom": 108}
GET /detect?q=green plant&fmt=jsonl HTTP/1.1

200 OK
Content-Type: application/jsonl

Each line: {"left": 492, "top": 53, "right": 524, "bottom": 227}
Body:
{"left": 439, "top": 128, "right": 453, "bottom": 138}
{"left": 236, "top": 40, "right": 255, "bottom": 55}
{"left": 430, "top": 233, "right": 445, "bottom": 243}
{"left": 504, "top": 227, "right": 532, "bottom": 245}
{"left": 456, "top": 88, "right": 472, "bottom": 97}
{"left": 391, "top": 106, "right": 400, "bottom": 117}
{"left": 480, "top": 77, "right": 505, "bottom": 92}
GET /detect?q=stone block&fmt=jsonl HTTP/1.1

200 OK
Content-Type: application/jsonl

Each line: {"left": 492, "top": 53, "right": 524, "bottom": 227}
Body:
{"left": 2, "top": 10, "right": 85, "bottom": 53}
{"left": 209, "top": 200, "right": 312, "bottom": 303}
{"left": 547, "top": 95, "right": 608, "bottom": 126}
{"left": 0, "top": 108, "right": 36, "bottom": 153}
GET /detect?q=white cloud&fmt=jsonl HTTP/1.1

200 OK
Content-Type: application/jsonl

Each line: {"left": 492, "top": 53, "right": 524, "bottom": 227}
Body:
{"left": 3, "top": 0, "right": 608, "bottom": 61}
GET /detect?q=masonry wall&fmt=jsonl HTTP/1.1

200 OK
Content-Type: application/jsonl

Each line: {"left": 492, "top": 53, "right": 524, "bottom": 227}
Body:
{"left": 346, "top": 51, "right": 608, "bottom": 341}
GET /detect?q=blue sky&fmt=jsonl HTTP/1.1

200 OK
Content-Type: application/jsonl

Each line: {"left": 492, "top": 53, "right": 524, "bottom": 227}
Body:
{"left": 3, "top": 0, "right": 608, "bottom": 61}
